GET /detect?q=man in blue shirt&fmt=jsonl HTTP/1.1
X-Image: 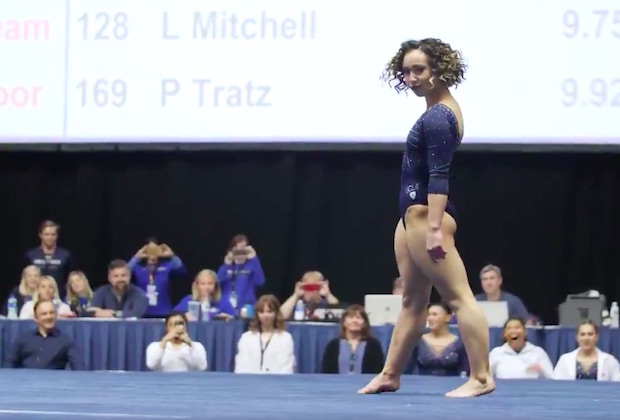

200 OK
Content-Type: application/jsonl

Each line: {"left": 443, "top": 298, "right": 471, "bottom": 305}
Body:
{"left": 90, "top": 259, "right": 148, "bottom": 318}
{"left": 5, "top": 300, "right": 84, "bottom": 369}
{"left": 474, "top": 264, "right": 530, "bottom": 321}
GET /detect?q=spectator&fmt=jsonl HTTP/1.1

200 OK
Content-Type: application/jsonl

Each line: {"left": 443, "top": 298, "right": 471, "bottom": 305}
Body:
{"left": 280, "top": 271, "right": 339, "bottom": 320}
{"left": 89, "top": 259, "right": 148, "bottom": 319}
{"left": 145, "top": 312, "right": 207, "bottom": 372}
{"left": 64, "top": 270, "right": 94, "bottom": 317}
{"left": 321, "top": 304, "right": 384, "bottom": 374}
{"left": 5, "top": 300, "right": 84, "bottom": 370}
{"left": 19, "top": 276, "right": 73, "bottom": 319}
{"left": 474, "top": 264, "right": 529, "bottom": 321}
{"left": 174, "top": 269, "right": 235, "bottom": 321}
{"left": 217, "top": 234, "right": 265, "bottom": 314}
{"left": 234, "top": 294, "right": 295, "bottom": 374}
{"left": 489, "top": 317, "right": 553, "bottom": 379}
{"left": 23, "top": 220, "right": 75, "bottom": 297}
{"left": 410, "top": 303, "right": 467, "bottom": 376}
{"left": 128, "top": 240, "right": 186, "bottom": 318}
{"left": 3, "top": 265, "right": 40, "bottom": 316}
{"left": 553, "top": 320, "right": 620, "bottom": 381}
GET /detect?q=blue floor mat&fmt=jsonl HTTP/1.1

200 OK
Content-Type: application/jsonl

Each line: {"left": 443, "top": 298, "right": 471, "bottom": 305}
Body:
{"left": 0, "top": 370, "right": 616, "bottom": 419}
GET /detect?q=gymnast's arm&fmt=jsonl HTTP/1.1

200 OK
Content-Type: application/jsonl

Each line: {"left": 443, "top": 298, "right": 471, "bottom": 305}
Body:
{"left": 422, "top": 108, "right": 460, "bottom": 229}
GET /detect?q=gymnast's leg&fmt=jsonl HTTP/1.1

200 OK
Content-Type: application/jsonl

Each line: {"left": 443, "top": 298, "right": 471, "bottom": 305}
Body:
{"left": 404, "top": 206, "right": 495, "bottom": 398}
{"left": 357, "top": 219, "right": 432, "bottom": 394}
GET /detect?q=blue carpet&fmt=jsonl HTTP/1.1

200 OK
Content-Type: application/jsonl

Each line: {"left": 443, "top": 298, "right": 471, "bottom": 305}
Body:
{"left": 0, "top": 370, "right": 616, "bottom": 419}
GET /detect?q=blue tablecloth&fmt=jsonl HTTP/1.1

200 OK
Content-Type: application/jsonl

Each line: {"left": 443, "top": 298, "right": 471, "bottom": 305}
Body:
{"left": 1, "top": 320, "right": 620, "bottom": 373}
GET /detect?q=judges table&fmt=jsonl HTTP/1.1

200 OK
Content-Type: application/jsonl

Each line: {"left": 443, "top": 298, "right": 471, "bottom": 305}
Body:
{"left": 1, "top": 319, "right": 620, "bottom": 372}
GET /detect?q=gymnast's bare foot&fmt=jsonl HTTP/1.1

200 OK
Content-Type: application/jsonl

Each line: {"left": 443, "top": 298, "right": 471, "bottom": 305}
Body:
{"left": 445, "top": 375, "right": 495, "bottom": 398}
{"left": 357, "top": 372, "right": 400, "bottom": 394}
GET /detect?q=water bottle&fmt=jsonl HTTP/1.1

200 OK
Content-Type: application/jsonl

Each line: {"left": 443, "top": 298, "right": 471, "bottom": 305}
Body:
{"left": 610, "top": 301, "right": 619, "bottom": 328}
{"left": 294, "top": 299, "right": 305, "bottom": 321}
{"left": 7, "top": 295, "right": 17, "bottom": 319}
{"left": 187, "top": 300, "right": 200, "bottom": 321}
{"left": 201, "top": 300, "right": 211, "bottom": 322}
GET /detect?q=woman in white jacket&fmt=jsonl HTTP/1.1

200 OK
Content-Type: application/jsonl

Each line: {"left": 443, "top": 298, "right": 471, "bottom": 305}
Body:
{"left": 235, "top": 294, "right": 295, "bottom": 374}
{"left": 489, "top": 317, "right": 553, "bottom": 379}
{"left": 146, "top": 312, "right": 207, "bottom": 372}
{"left": 553, "top": 320, "right": 620, "bottom": 381}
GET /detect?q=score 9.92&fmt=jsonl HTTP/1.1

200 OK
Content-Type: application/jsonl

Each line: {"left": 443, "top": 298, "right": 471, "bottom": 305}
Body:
{"left": 561, "top": 79, "right": 620, "bottom": 107}
{"left": 563, "top": 10, "right": 620, "bottom": 38}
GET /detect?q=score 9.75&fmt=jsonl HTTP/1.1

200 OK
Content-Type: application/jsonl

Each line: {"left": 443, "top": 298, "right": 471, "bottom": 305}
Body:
{"left": 563, "top": 10, "right": 620, "bottom": 38}
{"left": 561, "top": 79, "right": 620, "bottom": 107}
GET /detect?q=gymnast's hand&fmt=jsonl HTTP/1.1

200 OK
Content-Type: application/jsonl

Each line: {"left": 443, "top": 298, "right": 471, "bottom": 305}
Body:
{"left": 426, "top": 228, "right": 446, "bottom": 262}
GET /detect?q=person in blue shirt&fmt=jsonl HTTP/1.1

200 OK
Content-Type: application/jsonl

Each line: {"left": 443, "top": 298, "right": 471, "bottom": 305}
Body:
{"left": 5, "top": 300, "right": 84, "bottom": 370}
{"left": 216, "top": 234, "right": 265, "bottom": 313}
{"left": 174, "top": 269, "right": 235, "bottom": 320}
{"left": 475, "top": 264, "right": 530, "bottom": 321}
{"left": 128, "top": 241, "right": 186, "bottom": 318}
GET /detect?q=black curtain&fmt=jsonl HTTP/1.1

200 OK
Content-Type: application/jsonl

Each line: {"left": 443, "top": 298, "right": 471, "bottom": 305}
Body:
{"left": 2, "top": 150, "right": 619, "bottom": 323}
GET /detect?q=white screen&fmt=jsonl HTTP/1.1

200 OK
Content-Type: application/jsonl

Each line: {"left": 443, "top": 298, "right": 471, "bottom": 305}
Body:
{"left": 0, "top": 0, "right": 618, "bottom": 145}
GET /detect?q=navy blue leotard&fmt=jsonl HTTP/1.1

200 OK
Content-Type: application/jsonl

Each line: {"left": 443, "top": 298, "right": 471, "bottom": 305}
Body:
{"left": 399, "top": 103, "right": 460, "bottom": 226}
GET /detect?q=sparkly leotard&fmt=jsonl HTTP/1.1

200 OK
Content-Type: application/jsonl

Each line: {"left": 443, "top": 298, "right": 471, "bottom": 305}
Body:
{"left": 399, "top": 103, "right": 460, "bottom": 225}
{"left": 414, "top": 337, "right": 468, "bottom": 376}
{"left": 576, "top": 361, "right": 598, "bottom": 380}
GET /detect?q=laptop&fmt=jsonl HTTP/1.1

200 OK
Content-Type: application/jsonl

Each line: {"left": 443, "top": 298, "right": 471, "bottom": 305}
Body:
{"left": 477, "top": 301, "right": 509, "bottom": 327}
{"left": 364, "top": 294, "right": 402, "bottom": 326}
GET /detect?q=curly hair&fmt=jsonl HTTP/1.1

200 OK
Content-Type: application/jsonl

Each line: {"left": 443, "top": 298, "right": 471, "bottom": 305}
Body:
{"left": 381, "top": 38, "right": 467, "bottom": 93}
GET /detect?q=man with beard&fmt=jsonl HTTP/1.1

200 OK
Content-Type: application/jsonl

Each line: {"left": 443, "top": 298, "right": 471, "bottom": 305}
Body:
{"left": 90, "top": 259, "right": 148, "bottom": 319}
{"left": 5, "top": 300, "right": 85, "bottom": 369}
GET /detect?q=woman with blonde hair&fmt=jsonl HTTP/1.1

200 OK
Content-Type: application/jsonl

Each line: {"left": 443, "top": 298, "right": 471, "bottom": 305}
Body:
{"left": 19, "top": 276, "right": 74, "bottom": 319}
{"left": 4, "top": 265, "right": 40, "bottom": 316}
{"left": 65, "top": 271, "right": 94, "bottom": 316}
{"left": 234, "top": 294, "right": 295, "bottom": 374}
{"left": 174, "top": 269, "right": 235, "bottom": 320}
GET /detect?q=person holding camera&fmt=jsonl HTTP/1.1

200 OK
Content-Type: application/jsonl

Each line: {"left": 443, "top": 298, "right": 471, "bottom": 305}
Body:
{"left": 145, "top": 312, "right": 207, "bottom": 372}
{"left": 216, "top": 234, "right": 266, "bottom": 315}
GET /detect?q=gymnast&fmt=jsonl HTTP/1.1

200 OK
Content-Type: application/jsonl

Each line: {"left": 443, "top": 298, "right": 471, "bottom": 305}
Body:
{"left": 358, "top": 38, "right": 494, "bottom": 398}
